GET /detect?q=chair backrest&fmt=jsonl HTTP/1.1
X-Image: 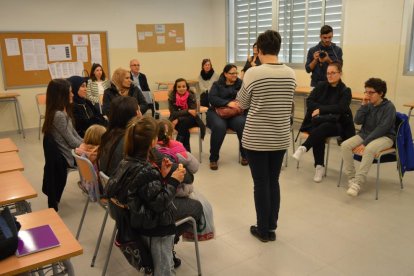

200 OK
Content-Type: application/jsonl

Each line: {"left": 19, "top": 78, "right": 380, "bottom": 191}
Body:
{"left": 35, "top": 93, "right": 46, "bottom": 116}
{"left": 153, "top": 90, "right": 169, "bottom": 102}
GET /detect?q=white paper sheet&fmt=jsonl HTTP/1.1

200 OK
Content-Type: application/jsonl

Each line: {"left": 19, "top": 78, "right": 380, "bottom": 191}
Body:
{"left": 76, "top": 47, "right": 88, "bottom": 62}
{"left": 5, "top": 38, "right": 20, "bottom": 56}
{"left": 21, "top": 39, "right": 47, "bottom": 71}
{"left": 89, "top": 34, "right": 102, "bottom": 65}
{"left": 47, "top": 44, "right": 71, "bottom": 61}
{"left": 72, "top": 34, "right": 88, "bottom": 46}
{"left": 48, "top": 61, "right": 84, "bottom": 79}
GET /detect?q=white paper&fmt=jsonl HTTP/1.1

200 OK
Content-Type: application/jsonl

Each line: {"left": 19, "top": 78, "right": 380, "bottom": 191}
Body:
{"left": 21, "top": 39, "right": 47, "bottom": 71}
{"left": 157, "top": 36, "right": 165, "bottom": 44}
{"left": 138, "top": 32, "right": 146, "bottom": 40}
{"left": 168, "top": 30, "right": 177, "bottom": 37}
{"left": 145, "top": 32, "right": 153, "bottom": 37}
{"left": 176, "top": 37, "right": 184, "bottom": 44}
{"left": 72, "top": 34, "right": 88, "bottom": 46}
{"left": 89, "top": 34, "right": 102, "bottom": 65}
{"left": 48, "top": 63, "right": 58, "bottom": 79}
{"left": 47, "top": 44, "right": 71, "bottom": 61}
{"left": 5, "top": 38, "right": 20, "bottom": 56}
{"left": 76, "top": 47, "right": 88, "bottom": 62}
{"left": 155, "top": 24, "right": 165, "bottom": 34}
{"left": 48, "top": 61, "right": 84, "bottom": 79}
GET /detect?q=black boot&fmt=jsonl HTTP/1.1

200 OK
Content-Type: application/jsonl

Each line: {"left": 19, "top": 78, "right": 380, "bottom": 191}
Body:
{"left": 172, "top": 250, "right": 181, "bottom": 268}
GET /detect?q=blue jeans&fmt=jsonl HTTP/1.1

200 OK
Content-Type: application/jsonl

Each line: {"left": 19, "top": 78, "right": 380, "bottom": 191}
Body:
{"left": 206, "top": 109, "right": 246, "bottom": 162}
{"left": 245, "top": 149, "right": 285, "bottom": 236}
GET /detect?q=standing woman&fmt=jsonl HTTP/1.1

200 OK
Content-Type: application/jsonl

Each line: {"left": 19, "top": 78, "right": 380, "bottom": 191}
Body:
{"left": 292, "top": 62, "right": 355, "bottom": 182}
{"left": 42, "top": 79, "right": 83, "bottom": 210}
{"left": 240, "top": 43, "right": 261, "bottom": 79}
{"left": 207, "top": 64, "right": 247, "bottom": 170}
{"left": 102, "top": 68, "right": 148, "bottom": 117}
{"left": 198, "top": 58, "right": 219, "bottom": 107}
{"left": 168, "top": 78, "right": 206, "bottom": 152}
{"left": 86, "top": 63, "right": 111, "bottom": 112}
{"left": 68, "top": 76, "right": 106, "bottom": 138}
{"left": 237, "top": 30, "right": 296, "bottom": 242}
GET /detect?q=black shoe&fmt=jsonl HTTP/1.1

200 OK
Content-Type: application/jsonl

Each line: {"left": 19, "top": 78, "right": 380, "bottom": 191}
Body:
{"left": 172, "top": 250, "right": 181, "bottom": 268}
{"left": 250, "top": 225, "right": 268, "bottom": 242}
{"left": 268, "top": 231, "right": 276, "bottom": 241}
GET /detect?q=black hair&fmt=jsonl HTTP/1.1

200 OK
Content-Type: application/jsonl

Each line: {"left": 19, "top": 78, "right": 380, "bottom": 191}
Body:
{"left": 328, "top": 61, "right": 342, "bottom": 72}
{"left": 172, "top": 78, "right": 189, "bottom": 93}
{"left": 365, "top": 78, "right": 387, "bottom": 98}
{"left": 256, "top": 30, "right": 282, "bottom": 56}
{"left": 90, "top": 63, "right": 106, "bottom": 81}
{"left": 320, "top": 25, "right": 333, "bottom": 35}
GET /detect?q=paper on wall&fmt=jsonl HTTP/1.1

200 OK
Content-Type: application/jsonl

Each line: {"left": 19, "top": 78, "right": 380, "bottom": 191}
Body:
{"left": 76, "top": 47, "right": 88, "bottom": 62}
{"left": 89, "top": 34, "right": 102, "bottom": 65}
{"left": 48, "top": 61, "right": 84, "bottom": 79}
{"left": 5, "top": 38, "right": 20, "bottom": 56}
{"left": 48, "top": 44, "right": 71, "bottom": 62}
{"left": 72, "top": 34, "right": 88, "bottom": 46}
{"left": 21, "top": 39, "right": 48, "bottom": 71}
{"left": 157, "top": 36, "right": 165, "bottom": 44}
{"left": 138, "top": 32, "right": 146, "bottom": 40}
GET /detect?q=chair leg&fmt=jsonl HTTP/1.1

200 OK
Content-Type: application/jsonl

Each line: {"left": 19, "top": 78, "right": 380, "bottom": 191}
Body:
{"left": 38, "top": 118, "right": 41, "bottom": 140}
{"left": 291, "top": 128, "right": 296, "bottom": 152}
{"left": 101, "top": 224, "right": 117, "bottom": 276}
{"left": 91, "top": 207, "right": 110, "bottom": 267}
{"left": 76, "top": 197, "right": 90, "bottom": 239}
{"left": 325, "top": 141, "right": 330, "bottom": 177}
{"left": 337, "top": 159, "right": 344, "bottom": 187}
{"left": 198, "top": 129, "right": 202, "bottom": 163}
{"left": 375, "top": 161, "right": 380, "bottom": 200}
{"left": 190, "top": 217, "right": 202, "bottom": 276}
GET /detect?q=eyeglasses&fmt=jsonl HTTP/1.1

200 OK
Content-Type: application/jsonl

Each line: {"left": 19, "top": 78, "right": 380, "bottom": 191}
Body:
{"left": 327, "top": 71, "right": 340, "bottom": 76}
{"left": 130, "top": 64, "right": 140, "bottom": 67}
{"left": 364, "top": 91, "right": 377, "bottom": 96}
{"left": 227, "top": 72, "right": 238, "bottom": 75}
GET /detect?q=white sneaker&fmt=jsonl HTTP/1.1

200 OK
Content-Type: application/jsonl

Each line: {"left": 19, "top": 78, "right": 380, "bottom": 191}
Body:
{"left": 347, "top": 182, "right": 361, "bottom": 197}
{"left": 313, "top": 165, "right": 325, "bottom": 183}
{"left": 348, "top": 178, "right": 356, "bottom": 188}
{"left": 292, "top": 146, "right": 307, "bottom": 161}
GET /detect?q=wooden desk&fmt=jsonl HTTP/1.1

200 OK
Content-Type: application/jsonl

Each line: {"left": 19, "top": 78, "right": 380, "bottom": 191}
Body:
{"left": 0, "top": 171, "right": 37, "bottom": 214}
{"left": 0, "top": 93, "right": 25, "bottom": 138}
{"left": 0, "top": 138, "right": 18, "bottom": 153}
{"left": 0, "top": 209, "right": 83, "bottom": 276}
{"left": 0, "top": 151, "right": 24, "bottom": 173}
{"left": 403, "top": 101, "right": 414, "bottom": 122}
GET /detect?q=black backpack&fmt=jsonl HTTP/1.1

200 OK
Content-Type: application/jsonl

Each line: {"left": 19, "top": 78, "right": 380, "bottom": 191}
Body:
{"left": 0, "top": 207, "right": 21, "bottom": 260}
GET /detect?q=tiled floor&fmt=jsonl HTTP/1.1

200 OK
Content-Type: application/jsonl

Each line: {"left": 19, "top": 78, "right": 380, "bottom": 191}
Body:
{"left": 2, "top": 126, "right": 414, "bottom": 276}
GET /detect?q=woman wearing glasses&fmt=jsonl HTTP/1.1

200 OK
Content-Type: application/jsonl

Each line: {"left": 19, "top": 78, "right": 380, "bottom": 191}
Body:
{"left": 292, "top": 62, "right": 355, "bottom": 182}
{"left": 198, "top": 58, "right": 219, "bottom": 107}
{"left": 207, "top": 63, "right": 247, "bottom": 170}
{"left": 341, "top": 78, "right": 396, "bottom": 196}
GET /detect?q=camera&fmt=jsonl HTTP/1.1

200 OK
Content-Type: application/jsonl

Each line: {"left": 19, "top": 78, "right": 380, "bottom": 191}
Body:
{"left": 319, "top": 51, "right": 327, "bottom": 58}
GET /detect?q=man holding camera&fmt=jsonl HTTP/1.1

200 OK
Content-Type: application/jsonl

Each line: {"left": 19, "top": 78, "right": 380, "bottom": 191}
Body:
{"left": 305, "top": 25, "right": 343, "bottom": 87}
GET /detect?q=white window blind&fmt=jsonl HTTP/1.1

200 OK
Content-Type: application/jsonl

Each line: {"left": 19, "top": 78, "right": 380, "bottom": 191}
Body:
{"left": 229, "top": 0, "right": 342, "bottom": 65}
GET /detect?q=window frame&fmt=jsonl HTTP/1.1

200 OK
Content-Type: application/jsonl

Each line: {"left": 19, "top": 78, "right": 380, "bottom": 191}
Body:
{"left": 404, "top": 0, "right": 414, "bottom": 75}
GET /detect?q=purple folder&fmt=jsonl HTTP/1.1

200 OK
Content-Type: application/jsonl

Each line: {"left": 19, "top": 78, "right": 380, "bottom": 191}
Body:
{"left": 16, "top": 224, "right": 60, "bottom": 257}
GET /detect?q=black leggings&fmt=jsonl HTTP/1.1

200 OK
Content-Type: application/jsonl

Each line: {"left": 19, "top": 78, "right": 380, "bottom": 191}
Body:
{"left": 302, "top": 122, "right": 339, "bottom": 166}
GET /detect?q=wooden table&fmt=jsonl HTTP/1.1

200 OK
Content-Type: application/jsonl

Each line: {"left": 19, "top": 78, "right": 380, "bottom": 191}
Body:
{"left": 0, "top": 151, "right": 24, "bottom": 173}
{"left": 0, "top": 171, "right": 37, "bottom": 214}
{"left": 0, "top": 138, "right": 18, "bottom": 153}
{"left": 0, "top": 92, "right": 25, "bottom": 138}
{"left": 403, "top": 101, "right": 414, "bottom": 122}
{"left": 0, "top": 208, "right": 83, "bottom": 276}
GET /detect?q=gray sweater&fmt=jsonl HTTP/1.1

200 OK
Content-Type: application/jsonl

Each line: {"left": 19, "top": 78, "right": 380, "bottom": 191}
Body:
{"left": 354, "top": 99, "right": 396, "bottom": 145}
{"left": 51, "top": 111, "right": 83, "bottom": 167}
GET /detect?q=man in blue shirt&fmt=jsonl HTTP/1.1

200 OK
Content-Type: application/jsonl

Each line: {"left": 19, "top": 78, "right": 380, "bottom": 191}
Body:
{"left": 305, "top": 25, "right": 343, "bottom": 87}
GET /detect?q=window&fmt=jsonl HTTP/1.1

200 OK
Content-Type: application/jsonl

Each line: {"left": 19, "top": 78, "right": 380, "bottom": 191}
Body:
{"left": 228, "top": 0, "right": 343, "bottom": 65}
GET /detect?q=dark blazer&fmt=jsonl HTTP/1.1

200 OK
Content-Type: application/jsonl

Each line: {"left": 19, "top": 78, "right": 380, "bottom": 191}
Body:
{"left": 102, "top": 83, "right": 148, "bottom": 116}
{"left": 130, "top": 72, "right": 150, "bottom": 91}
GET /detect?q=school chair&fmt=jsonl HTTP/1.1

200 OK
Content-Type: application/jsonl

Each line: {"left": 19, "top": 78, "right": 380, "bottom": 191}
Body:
{"left": 35, "top": 93, "right": 46, "bottom": 140}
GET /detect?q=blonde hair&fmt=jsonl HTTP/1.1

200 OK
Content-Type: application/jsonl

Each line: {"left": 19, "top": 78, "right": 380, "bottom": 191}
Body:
{"left": 84, "top": 124, "right": 107, "bottom": 145}
{"left": 111, "top": 68, "right": 130, "bottom": 95}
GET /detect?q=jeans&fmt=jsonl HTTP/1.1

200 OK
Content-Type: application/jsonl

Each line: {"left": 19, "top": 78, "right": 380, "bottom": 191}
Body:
{"left": 245, "top": 149, "right": 285, "bottom": 236}
{"left": 302, "top": 122, "right": 339, "bottom": 166}
{"left": 341, "top": 135, "right": 394, "bottom": 186}
{"left": 206, "top": 109, "right": 246, "bottom": 162}
{"left": 142, "top": 235, "right": 175, "bottom": 276}
{"left": 173, "top": 197, "right": 203, "bottom": 237}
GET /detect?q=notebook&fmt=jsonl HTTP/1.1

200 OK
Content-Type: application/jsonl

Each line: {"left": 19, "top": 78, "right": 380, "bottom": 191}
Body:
{"left": 16, "top": 224, "right": 60, "bottom": 257}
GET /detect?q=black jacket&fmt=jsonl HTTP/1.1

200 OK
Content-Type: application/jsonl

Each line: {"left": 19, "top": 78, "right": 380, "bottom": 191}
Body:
{"left": 208, "top": 75, "right": 242, "bottom": 109}
{"left": 102, "top": 83, "right": 148, "bottom": 116}
{"left": 300, "top": 80, "right": 355, "bottom": 140}
{"left": 72, "top": 99, "right": 107, "bottom": 137}
{"left": 130, "top": 72, "right": 150, "bottom": 92}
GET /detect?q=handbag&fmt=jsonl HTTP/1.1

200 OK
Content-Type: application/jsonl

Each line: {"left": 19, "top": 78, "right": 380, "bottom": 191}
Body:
{"left": 215, "top": 101, "right": 243, "bottom": 119}
{"left": 311, "top": 113, "right": 340, "bottom": 127}
{"left": 0, "top": 207, "right": 21, "bottom": 260}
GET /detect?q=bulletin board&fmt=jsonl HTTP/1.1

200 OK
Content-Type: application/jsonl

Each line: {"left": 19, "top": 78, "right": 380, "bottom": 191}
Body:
{"left": 0, "top": 31, "right": 109, "bottom": 89}
{"left": 136, "top": 23, "right": 185, "bottom": 52}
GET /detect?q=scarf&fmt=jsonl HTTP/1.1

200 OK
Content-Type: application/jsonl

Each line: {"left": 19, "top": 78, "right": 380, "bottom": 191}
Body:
{"left": 200, "top": 69, "right": 214, "bottom": 81}
{"left": 175, "top": 91, "right": 189, "bottom": 110}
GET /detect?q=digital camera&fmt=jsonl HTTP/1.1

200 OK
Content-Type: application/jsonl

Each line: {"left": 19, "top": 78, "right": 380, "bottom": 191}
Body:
{"left": 319, "top": 51, "right": 327, "bottom": 58}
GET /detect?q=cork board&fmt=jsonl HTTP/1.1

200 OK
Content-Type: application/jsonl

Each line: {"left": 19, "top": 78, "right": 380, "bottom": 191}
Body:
{"left": 0, "top": 31, "right": 109, "bottom": 89}
{"left": 136, "top": 23, "right": 185, "bottom": 52}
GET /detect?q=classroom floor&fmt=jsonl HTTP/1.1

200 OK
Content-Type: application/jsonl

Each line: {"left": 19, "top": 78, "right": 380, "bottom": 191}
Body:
{"left": 2, "top": 126, "right": 414, "bottom": 276}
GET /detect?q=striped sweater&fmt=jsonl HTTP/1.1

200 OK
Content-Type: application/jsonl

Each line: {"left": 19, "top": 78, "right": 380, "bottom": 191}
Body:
{"left": 237, "top": 63, "right": 296, "bottom": 151}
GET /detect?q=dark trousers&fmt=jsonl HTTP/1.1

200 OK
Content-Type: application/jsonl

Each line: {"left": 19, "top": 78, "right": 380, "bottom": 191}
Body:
{"left": 175, "top": 116, "right": 198, "bottom": 152}
{"left": 246, "top": 149, "right": 285, "bottom": 236}
{"left": 206, "top": 109, "right": 246, "bottom": 162}
{"left": 173, "top": 197, "right": 203, "bottom": 238}
{"left": 302, "top": 122, "right": 339, "bottom": 167}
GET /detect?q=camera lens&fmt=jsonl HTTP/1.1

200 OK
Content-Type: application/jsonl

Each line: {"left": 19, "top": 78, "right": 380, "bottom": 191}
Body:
{"left": 319, "top": 51, "right": 327, "bottom": 58}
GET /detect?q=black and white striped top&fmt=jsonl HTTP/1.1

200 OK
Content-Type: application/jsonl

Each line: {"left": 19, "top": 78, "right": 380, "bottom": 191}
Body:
{"left": 237, "top": 63, "right": 296, "bottom": 151}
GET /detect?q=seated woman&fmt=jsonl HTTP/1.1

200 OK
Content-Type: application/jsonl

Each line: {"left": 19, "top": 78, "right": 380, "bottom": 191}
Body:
{"left": 198, "top": 58, "right": 219, "bottom": 107}
{"left": 292, "top": 62, "right": 355, "bottom": 182}
{"left": 86, "top": 63, "right": 111, "bottom": 112}
{"left": 98, "top": 96, "right": 141, "bottom": 177}
{"left": 102, "top": 68, "right": 148, "bottom": 117}
{"left": 207, "top": 63, "right": 248, "bottom": 170}
{"left": 42, "top": 79, "right": 83, "bottom": 211}
{"left": 106, "top": 116, "right": 186, "bottom": 275}
{"left": 68, "top": 76, "right": 106, "bottom": 137}
{"left": 168, "top": 78, "right": 205, "bottom": 152}
{"left": 341, "top": 78, "right": 396, "bottom": 196}
{"left": 240, "top": 43, "right": 261, "bottom": 79}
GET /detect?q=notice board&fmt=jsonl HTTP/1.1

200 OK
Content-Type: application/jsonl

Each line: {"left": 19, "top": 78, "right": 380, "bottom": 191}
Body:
{"left": 0, "top": 31, "right": 109, "bottom": 89}
{"left": 136, "top": 23, "right": 185, "bottom": 52}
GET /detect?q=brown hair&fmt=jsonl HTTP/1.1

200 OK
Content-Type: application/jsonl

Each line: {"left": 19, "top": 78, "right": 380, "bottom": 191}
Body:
{"left": 84, "top": 124, "right": 106, "bottom": 145}
{"left": 124, "top": 117, "right": 159, "bottom": 159}
{"left": 157, "top": 119, "right": 174, "bottom": 146}
{"left": 328, "top": 61, "right": 342, "bottom": 73}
